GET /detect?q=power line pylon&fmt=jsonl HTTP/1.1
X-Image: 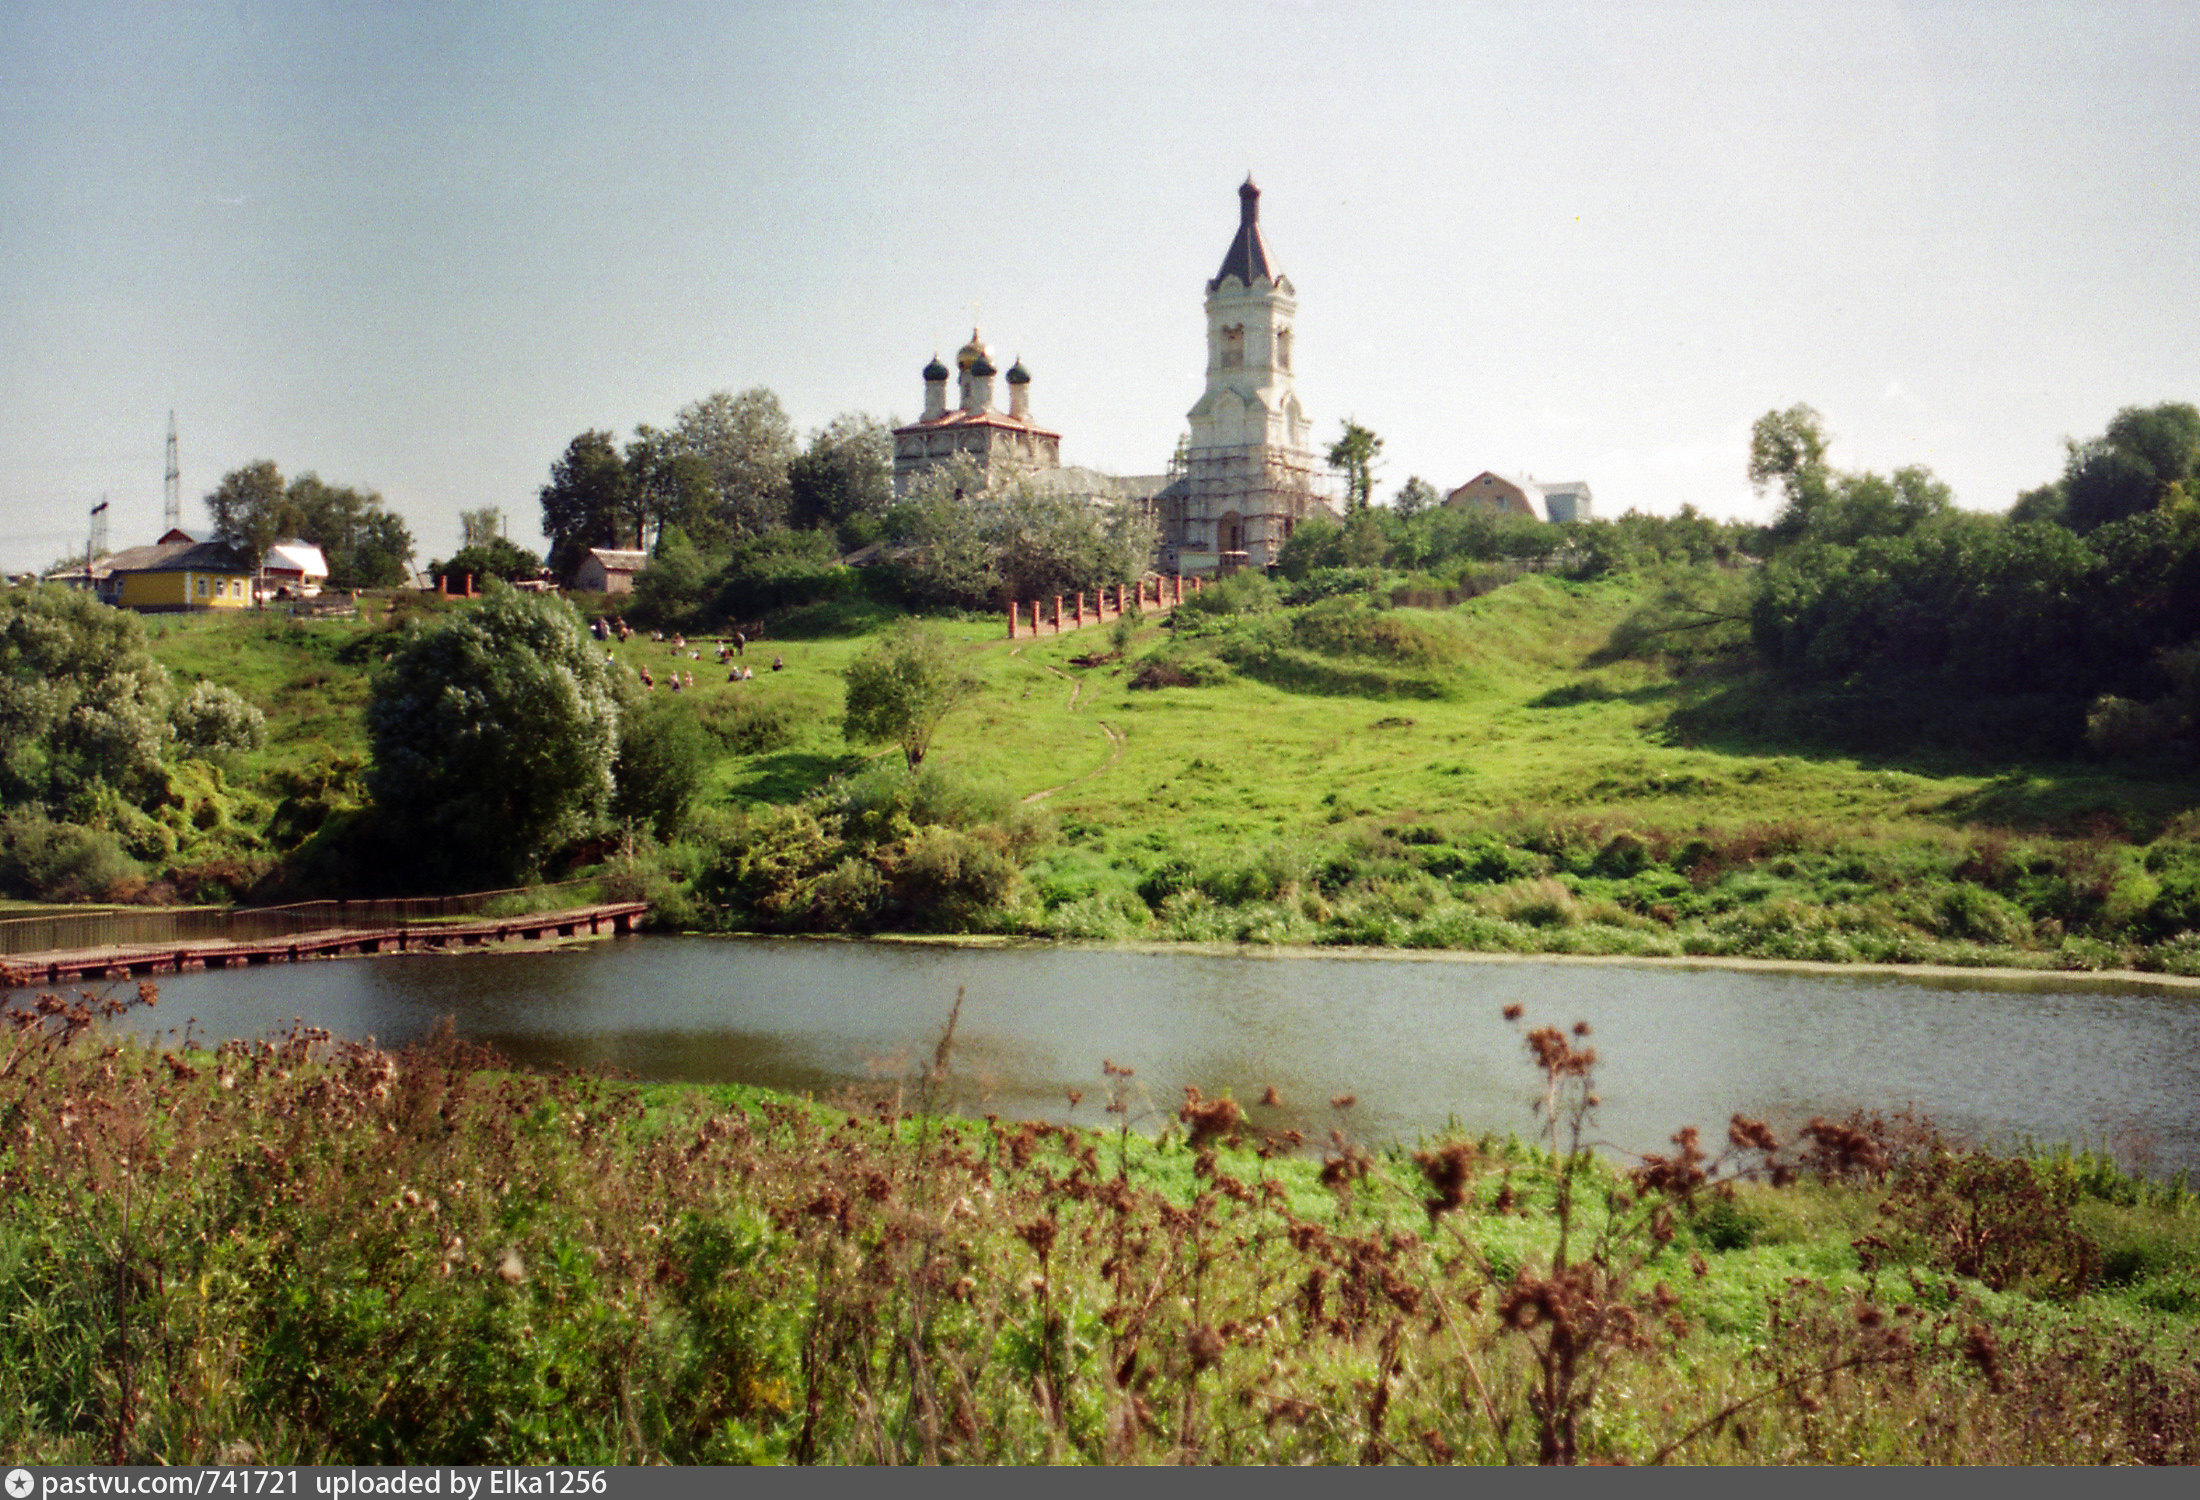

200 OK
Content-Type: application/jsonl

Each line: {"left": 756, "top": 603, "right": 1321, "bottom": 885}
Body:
{"left": 163, "top": 411, "right": 181, "bottom": 533}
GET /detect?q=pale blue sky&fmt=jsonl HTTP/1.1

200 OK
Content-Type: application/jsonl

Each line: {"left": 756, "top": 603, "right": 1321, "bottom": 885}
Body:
{"left": 3, "top": 1, "right": 2194, "bottom": 571}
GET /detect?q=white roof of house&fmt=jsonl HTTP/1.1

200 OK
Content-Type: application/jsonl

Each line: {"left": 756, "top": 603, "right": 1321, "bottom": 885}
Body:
{"left": 264, "top": 541, "right": 329, "bottom": 577}
{"left": 585, "top": 548, "right": 649, "bottom": 570}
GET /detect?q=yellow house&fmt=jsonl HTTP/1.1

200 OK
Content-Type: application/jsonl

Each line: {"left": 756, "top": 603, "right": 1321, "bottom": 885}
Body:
{"left": 97, "top": 530, "right": 255, "bottom": 613}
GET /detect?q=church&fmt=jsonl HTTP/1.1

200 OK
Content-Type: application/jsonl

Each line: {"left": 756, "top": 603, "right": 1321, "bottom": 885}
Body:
{"left": 1154, "top": 178, "right": 1337, "bottom": 573}
{"left": 892, "top": 180, "right": 1339, "bottom": 570}
{"left": 891, "top": 334, "right": 1060, "bottom": 498}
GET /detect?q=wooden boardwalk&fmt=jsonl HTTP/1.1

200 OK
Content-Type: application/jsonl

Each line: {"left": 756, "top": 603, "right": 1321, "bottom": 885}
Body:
{"left": 0, "top": 901, "right": 651, "bottom": 989}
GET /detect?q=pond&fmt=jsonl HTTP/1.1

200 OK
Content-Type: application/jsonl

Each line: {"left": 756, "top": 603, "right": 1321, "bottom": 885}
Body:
{"left": 92, "top": 935, "right": 2200, "bottom": 1178}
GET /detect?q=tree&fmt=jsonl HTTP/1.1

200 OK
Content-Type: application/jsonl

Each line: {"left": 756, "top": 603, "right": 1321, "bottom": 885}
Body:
{"left": 1392, "top": 475, "right": 1439, "bottom": 519}
{"left": 880, "top": 456, "right": 1157, "bottom": 610}
{"left": 788, "top": 413, "right": 894, "bottom": 539}
{"left": 1327, "top": 420, "right": 1383, "bottom": 513}
{"left": 0, "top": 586, "right": 174, "bottom": 814}
{"left": 1748, "top": 404, "right": 1834, "bottom": 545}
{"left": 365, "top": 584, "right": 621, "bottom": 883}
{"left": 206, "top": 462, "right": 414, "bottom": 591}
{"left": 283, "top": 473, "right": 415, "bottom": 588}
{"left": 629, "top": 526, "right": 712, "bottom": 628}
{"left": 2059, "top": 402, "right": 2200, "bottom": 534}
{"left": 539, "top": 430, "right": 635, "bottom": 579}
{"left": 1750, "top": 405, "right": 1952, "bottom": 549}
{"left": 674, "top": 387, "right": 797, "bottom": 541}
{"left": 205, "top": 460, "right": 291, "bottom": 605}
{"left": 611, "top": 693, "right": 710, "bottom": 841}
{"left": 459, "top": 507, "right": 505, "bottom": 549}
{"left": 624, "top": 425, "right": 718, "bottom": 553}
{"left": 842, "top": 623, "right": 980, "bottom": 772}
{"left": 430, "top": 537, "right": 543, "bottom": 589}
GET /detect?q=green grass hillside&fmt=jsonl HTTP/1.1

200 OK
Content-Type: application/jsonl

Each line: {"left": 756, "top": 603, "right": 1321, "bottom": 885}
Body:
{"left": 133, "top": 574, "right": 2200, "bottom": 972}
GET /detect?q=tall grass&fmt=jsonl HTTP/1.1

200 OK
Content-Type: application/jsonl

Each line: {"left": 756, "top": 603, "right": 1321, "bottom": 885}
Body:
{"left": 2, "top": 983, "right": 2193, "bottom": 1464}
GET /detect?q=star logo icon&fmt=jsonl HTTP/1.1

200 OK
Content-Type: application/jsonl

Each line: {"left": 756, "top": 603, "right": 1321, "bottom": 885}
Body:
{"left": 5, "top": 1468, "right": 34, "bottom": 1499}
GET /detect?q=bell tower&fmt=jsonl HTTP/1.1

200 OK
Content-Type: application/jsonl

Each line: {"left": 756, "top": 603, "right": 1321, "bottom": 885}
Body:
{"left": 1173, "top": 178, "right": 1328, "bottom": 571}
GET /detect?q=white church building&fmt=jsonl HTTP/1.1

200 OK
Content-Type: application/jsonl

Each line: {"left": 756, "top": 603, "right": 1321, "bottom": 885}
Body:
{"left": 890, "top": 179, "right": 1343, "bottom": 573}
{"left": 891, "top": 333, "right": 1062, "bottom": 498}
{"left": 1154, "top": 178, "right": 1338, "bottom": 573}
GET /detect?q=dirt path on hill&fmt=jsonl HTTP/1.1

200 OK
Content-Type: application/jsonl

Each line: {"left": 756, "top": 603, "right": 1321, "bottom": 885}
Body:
{"left": 1007, "top": 646, "right": 1125, "bottom": 802}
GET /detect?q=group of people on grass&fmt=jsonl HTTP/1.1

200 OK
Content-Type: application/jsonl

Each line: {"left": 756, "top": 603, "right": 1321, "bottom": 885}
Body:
{"left": 599, "top": 618, "right": 782, "bottom": 691}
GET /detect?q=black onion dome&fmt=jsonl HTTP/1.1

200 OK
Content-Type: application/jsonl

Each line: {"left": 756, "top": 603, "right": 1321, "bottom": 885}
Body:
{"left": 1005, "top": 359, "right": 1030, "bottom": 384}
{"left": 970, "top": 357, "right": 997, "bottom": 378}
{"left": 923, "top": 355, "right": 949, "bottom": 381}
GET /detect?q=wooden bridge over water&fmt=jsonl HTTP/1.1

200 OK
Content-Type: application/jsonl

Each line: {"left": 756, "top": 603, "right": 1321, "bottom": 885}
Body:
{"left": 0, "top": 902, "right": 650, "bottom": 989}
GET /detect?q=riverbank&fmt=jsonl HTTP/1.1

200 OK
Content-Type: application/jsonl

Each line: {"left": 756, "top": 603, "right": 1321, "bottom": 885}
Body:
{"left": 2, "top": 983, "right": 2194, "bottom": 1465}
{"left": 725, "top": 928, "right": 2200, "bottom": 994}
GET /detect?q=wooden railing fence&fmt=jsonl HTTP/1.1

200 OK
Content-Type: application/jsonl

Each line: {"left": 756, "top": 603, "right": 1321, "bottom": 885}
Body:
{"left": 1005, "top": 573, "right": 1204, "bottom": 639}
{"left": 0, "top": 877, "right": 604, "bottom": 956}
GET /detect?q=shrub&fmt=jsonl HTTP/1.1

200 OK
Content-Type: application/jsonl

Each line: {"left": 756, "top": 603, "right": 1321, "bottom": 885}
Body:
{"left": 694, "top": 694, "right": 798, "bottom": 755}
{"left": 841, "top": 623, "right": 979, "bottom": 771}
{"left": 169, "top": 679, "right": 267, "bottom": 759}
{"left": 1482, "top": 876, "right": 1583, "bottom": 928}
{"left": 365, "top": 585, "right": 620, "bottom": 885}
{"left": 0, "top": 808, "right": 141, "bottom": 901}
{"left": 0, "top": 586, "right": 175, "bottom": 814}
{"left": 1865, "top": 1151, "right": 2098, "bottom": 1297}
{"left": 1289, "top": 597, "right": 1457, "bottom": 665}
{"left": 1173, "top": 569, "right": 1276, "bottom": 620}
{"left": 612, "top": 694, "right": 711, "bottom": 841}
{"left": 708, "top": 530, "right": 854, "bottom": 624}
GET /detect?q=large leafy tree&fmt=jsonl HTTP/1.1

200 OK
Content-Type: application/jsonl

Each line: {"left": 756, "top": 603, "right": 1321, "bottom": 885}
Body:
{"left": 204, "top": 460, "right": 290, "bottom": 601}
{"left": 0, "top": 587, "right": 175, "bottom": 813}
{"left": 205, "top": 462, "right": 414, "bottom": 589}
{"left": 674, "top": 387, "right": 797, "bottom": 541}
{"left": 1327, "top": 420, "right": 1383, "bottom": 513}
{"left": 282, "top": 473, "right": 415, "bottom": 587}
{"left": 881, "top": 457, "right": 1156, "bottom": 610}
{"left": 2055, "top": 402, "right": 2200, "bottom": 534}
{"left": 365, "top": 585, "right": 621, "bottom": 883}
{"left": 624, "top": 426, "right": 718, "bottom": 552}
{"left": 788, "top": 413, "right": 894, "bottom": 539}
{"left": 539, "top": 429, "right": 636, "bottom": 579}
{"left": 431, "top": 537, "right": 544, "bottom": 588}
{"left": 0, "top": 586, "right": 263, "bottom": 818}
{"left": 1749, "top": 405, "right": 1952, "bottom": 548}
{"left": 842, "top": 622, "right": 980, "bottom": 772}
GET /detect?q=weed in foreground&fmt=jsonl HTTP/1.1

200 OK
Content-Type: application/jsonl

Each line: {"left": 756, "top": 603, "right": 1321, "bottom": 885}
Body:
{"left": 1, "top": 982, "right": 2195, "bottom": 1464}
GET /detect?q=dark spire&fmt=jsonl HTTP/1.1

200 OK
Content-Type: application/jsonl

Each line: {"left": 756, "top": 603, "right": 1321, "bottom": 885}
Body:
{"left": 1209, "top": 175, "right": 1277, "bottom": 291}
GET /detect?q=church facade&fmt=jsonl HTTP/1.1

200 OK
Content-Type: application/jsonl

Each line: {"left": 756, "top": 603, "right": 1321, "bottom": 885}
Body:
{"left": 1154, "top": 179, "right": 1337, "bottom": 573}
{"left": 891, "top": 333, "right": 1061, "bottom": 498}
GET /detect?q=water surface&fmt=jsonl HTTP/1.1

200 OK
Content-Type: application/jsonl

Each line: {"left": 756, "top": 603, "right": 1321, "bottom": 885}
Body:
{"left": 101, "top": 936, "right": 2200, "bottom": 1176}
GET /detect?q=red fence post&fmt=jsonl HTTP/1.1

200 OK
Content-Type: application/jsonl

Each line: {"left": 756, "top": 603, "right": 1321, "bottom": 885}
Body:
{"left": 1030, "top": 600, "right": 1041, "bottom": 635}
{"left": 1007, "top": 602, "right": 1018, "bottom": 639}
{"left": 1074, "top": 592, "right": 1085, "bottom": 626}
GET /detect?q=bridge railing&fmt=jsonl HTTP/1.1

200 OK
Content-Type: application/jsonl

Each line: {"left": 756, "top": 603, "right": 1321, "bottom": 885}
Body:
{"left": 0, "top": 878, "right": 606, "bottom": 957}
